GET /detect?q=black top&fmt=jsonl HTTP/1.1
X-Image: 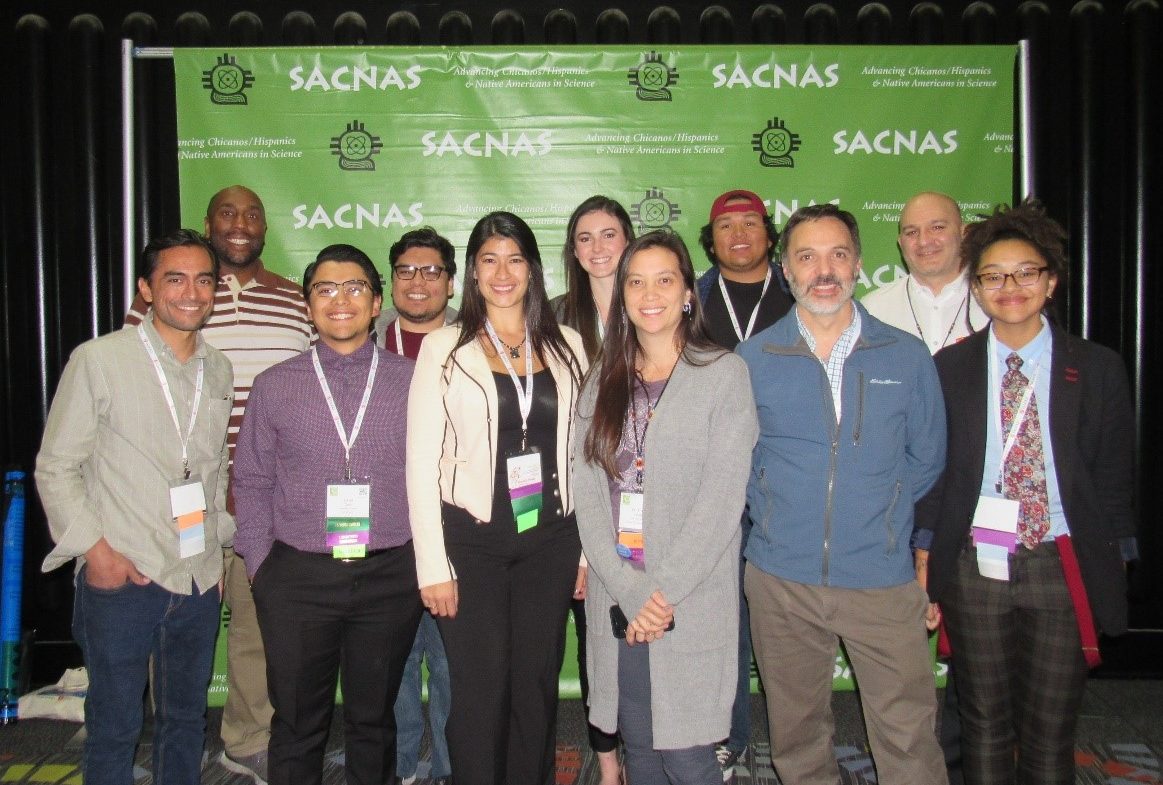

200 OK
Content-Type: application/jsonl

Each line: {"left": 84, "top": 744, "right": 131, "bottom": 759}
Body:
{"left": 443, "top": 368, "right": 565, "bottom": 527}
{"left": 703, "top": 276, "right": 793, "bottom": 350}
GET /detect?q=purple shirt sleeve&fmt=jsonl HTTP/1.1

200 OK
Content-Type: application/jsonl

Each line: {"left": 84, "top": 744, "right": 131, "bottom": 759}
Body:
{"left": 232, "top": 366, "right": 279, "bottom": 577}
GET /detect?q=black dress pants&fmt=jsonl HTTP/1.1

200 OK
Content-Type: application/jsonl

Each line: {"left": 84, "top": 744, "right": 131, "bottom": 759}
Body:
{"left": 438, "top": 512, "right": 582, "bottom": 785}
{"left": 253, "top": 540, "right": 423, "bottom": 785}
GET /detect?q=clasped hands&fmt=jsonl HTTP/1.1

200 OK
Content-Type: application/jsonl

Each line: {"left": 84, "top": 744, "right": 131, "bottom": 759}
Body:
{"left": 625, "top": 590, "right": 673, "bottom": 647}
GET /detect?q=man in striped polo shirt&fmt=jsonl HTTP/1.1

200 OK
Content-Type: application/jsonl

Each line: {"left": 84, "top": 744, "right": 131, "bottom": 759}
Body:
{"left": 127, "top": 185, "right": 313, "bottom": 785}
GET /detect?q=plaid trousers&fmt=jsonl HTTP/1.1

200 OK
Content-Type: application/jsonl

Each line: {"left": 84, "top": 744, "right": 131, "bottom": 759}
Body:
{"left": 943, "top": 543, "right": 1088, "bottom": 785}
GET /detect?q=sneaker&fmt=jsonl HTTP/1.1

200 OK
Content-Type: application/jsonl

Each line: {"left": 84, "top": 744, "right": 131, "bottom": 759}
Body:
{"left": 218, "top": 750, "right": 269, "bottom": 785}
{"left": 715, "top": 744, "right": 745, "bottom": 781}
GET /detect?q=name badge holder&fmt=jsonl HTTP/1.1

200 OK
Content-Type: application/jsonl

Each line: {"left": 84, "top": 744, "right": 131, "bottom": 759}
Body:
{"left": 139, "top": 326, "right": 207, "bottom": 559}
{"left": 326, "top": 478, "right": 372, "bottom": 559}
{"left": 486, "top": 320, "right": 542, "bottom": 533}
{"left": 616, "top": 361, "right": 678, "bottom": 563}
{"left": 970, "top": 333, "right": 1044, "bottom": 581}
{"left": 313, "top": 346, "right": 378, "bottom": 559}
{"left": 616, "top": 492, "right": 644, "bottom": 562}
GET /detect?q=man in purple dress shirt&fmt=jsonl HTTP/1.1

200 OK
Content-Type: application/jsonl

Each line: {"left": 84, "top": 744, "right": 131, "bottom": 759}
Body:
{"left": 232, "top": 243, "right": 423, "bottom": 785}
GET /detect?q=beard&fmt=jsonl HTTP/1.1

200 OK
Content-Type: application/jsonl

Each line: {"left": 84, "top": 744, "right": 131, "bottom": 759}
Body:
{"left": 787, "top": 271, "right": 856, "bottom": 316}
{"left": 394, "top": 297, "right": 447, "bottom": 325}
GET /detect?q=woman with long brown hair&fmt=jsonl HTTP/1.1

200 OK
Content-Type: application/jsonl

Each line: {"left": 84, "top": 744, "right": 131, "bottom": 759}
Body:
{"left": 553, "top": 195, "right": 635, "bottom": 785}
{"left": 573, "top": 230, "right": 757, "bottom": 784}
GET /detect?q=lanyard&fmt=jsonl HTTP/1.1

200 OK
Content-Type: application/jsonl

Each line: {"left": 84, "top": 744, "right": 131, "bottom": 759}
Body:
{"left": 906, "top": 278, "right": 968, "bottom": 350}
{"left": 312, "top": 346, "right": 378, "bottom": 481}
{"left": 718, "top": 266, "right": 772, "bottom": 343}
{"left": 629, "top": 354, "right": 681, "bottom": 487}
{"left": 988, "top": 329, "right": 1045, "bottom": 493}
{"left": 137, "top": 325, "right": 204, "bottom": 479}
{"left": 485, "top": 319, "right": 534, "bottom": 448}
{"left": 391, "top": 316, "right": 447, "bottom": 357}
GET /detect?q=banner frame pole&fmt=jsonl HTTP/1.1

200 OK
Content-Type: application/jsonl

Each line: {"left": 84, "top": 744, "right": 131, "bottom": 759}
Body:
{"left": 122, "top": 45, "right": 175, "bottom": 310}
{"left": 121, "top": 39, "right": 136, "bottom": 313}
{"left": 1018, "top": 39, "right": 1034, "bottom": 199}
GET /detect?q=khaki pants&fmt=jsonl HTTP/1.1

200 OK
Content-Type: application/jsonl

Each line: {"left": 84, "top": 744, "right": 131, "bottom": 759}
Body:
{"left": 745, "top": 565, "right": 948, "bottom": 785}
{"left": 220, "top": 547, "right": 273, "bottom": 757}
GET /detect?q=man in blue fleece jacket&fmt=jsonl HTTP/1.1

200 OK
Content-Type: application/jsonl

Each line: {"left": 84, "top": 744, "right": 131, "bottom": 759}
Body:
{"left": 737, "top": 204, "right": 948, "bottom": 785}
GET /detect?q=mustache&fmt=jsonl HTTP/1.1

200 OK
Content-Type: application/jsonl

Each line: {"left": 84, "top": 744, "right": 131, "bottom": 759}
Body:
{"left": 808, "top": 274, "right": 844, "bottom": 288}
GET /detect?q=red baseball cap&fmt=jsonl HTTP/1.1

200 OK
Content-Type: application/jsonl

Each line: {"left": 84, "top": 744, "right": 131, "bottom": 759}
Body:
{"left": 709, "top": 189, "right": 768, "bottom": 222}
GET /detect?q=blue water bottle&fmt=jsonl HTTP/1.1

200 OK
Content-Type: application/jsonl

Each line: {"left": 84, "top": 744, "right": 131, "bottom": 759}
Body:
{"left": 0, "top": 470, "right": 27, "bottom": 724}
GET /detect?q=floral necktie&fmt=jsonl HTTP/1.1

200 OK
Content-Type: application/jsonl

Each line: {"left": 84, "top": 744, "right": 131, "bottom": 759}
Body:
{"left": 1001, "top": 352, "right": 1050, "bottom": 548}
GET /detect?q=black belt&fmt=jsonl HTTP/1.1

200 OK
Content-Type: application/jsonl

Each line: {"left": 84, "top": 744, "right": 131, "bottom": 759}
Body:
{"left": 276, "top": 541, "right": 408, "bottom": 563}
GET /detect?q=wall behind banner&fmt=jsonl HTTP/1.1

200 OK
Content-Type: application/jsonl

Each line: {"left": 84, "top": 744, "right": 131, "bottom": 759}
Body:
{"left": 1, "top": 1, "right": 1160, "bottom": 682}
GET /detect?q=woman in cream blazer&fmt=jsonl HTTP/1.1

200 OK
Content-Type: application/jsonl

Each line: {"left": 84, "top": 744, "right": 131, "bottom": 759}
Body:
{"left": 406, "top": 212, "right": 586, "bottom": 785}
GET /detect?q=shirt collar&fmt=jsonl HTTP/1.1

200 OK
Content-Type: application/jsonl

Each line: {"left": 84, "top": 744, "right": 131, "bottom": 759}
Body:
{"left": 993, "top": 315, "right": 1051, "bottom": 365}
{"left": 142, "top": 313, "right": 207, "bottom": 362}
{"left": 221, "top": 260, "right": 273, "bottom": 293}
{"left": 907, "top": 272, "right": 969, "bottom": 304}
{"left": 314, "top": 335, "right": 376, "bottom": 369}
{"left": 794, "top": 302, "right": 861, "bottom": 354}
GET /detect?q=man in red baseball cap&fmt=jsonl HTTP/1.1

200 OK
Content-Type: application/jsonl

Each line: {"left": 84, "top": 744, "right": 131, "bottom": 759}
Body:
{"left": 696, "top": 190, "right": 793, "bottom": 352}
{"left": 693, "top": 189, "right": 793, "bottom": 781}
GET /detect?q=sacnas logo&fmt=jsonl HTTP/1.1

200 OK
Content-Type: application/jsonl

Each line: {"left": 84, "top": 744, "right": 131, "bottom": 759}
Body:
{"left": 630, "top": 188, "right": 681, "bottom": 232}
{"left": 712, "top": 61, "right": 839, "bottom": 89}
{"left": 289, "top": 63, "right": 423, "bottom": 91}
{"left": 628, "top": 52, "right": 679, "bottom": 102}
{"left": 753, "top": 117, "right": 801, "bottom": 168}
{"left": 421, "top": 130, "right": 552, "bottom": 158}
{"left": 202, "top": 53, "right": 255, "bottom": 105}
{"left": 292, "top": 202, "right": 425, "bottom": 230}
{"left": 330, "top": 121, "right": 383, "bottom": 171}
{"left": 833, "top": 129, "right": 958, "bottom": 155}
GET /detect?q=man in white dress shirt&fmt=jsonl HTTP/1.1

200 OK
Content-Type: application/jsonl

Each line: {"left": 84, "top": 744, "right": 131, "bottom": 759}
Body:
{"left": 861, "top": 191, "right": 987, "bottom": 354}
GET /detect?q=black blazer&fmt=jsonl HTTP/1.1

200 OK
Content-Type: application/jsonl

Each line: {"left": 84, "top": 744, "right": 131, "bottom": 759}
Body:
{"left": 916, "top": 323, "right": 1136, "bottom": 636}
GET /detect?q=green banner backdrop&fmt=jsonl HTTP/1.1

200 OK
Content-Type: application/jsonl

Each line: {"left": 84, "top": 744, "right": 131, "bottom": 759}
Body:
{"left": 174, "top": 45, "right": 1015, "bottom": 703}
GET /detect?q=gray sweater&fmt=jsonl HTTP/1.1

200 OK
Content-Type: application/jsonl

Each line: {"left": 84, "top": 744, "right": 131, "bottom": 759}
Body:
{"left": 572, "top": 347, "right": 758, "bottom": 748}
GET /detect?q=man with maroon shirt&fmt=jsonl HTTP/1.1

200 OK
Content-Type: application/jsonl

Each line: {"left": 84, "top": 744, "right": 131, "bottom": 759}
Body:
{"left": 374, "top": 227, "right": 458, "bottom": 357}
{"left": 373, "top": 226, "right": 457, "bottom": 785}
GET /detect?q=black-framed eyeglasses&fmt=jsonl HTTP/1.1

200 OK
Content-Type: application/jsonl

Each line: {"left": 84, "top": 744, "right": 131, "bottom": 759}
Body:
{"left": 974, "top": 267, "right": 1049, "bottom": 290}
{"left": 393, "top": 264, "right": 446, "bottom": 281}
{"left": 309, "top": 279, "right": 372, "bottom": 298}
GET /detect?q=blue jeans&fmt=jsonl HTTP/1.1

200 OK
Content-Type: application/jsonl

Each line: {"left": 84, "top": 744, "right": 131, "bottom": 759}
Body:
{"left": 618, "top": 642, "right": 719, "bottom": 785}
{"left": 728, "top": 512, "right": 755, "bottom": 753}
{"left": 393, "top": 611, "right": 451, "bottom": 779}
{"left": 73, "top": 566, "right": 220, "bottom": 785}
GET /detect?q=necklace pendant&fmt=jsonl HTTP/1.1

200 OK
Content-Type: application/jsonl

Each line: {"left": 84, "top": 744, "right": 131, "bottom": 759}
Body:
{"left": 510, "top": 346, "right": 520, "bottom": 359}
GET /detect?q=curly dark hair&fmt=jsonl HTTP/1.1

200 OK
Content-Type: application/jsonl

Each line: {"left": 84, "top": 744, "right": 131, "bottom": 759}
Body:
{"left": 961, "top": 199, "right": 1068, "bottom": 285}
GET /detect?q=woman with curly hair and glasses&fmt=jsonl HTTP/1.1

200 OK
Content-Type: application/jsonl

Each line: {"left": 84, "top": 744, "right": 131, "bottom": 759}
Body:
{"left": 915, "top": 200, "right": 1137, "bottom": 785}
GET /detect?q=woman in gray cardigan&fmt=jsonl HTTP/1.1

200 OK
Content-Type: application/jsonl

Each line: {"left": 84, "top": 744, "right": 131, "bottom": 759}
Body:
{"left": 573, "top": 230, "right": 758, "bottom": 784}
